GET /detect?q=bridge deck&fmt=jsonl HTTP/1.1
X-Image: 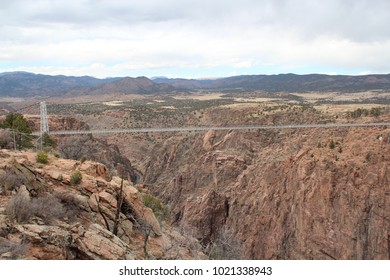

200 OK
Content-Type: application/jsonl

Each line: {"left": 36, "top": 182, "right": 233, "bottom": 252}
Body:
{"left": 31, "top": 122, "right": 390, "bottom": 136}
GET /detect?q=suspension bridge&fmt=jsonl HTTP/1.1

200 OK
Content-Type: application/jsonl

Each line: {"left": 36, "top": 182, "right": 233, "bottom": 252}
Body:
{"left": 27, "top": 101, "right": 390, "bottom": 137}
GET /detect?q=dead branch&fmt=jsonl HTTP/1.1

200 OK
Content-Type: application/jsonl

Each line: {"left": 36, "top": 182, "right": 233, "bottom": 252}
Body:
{"left": 95, "top": 196, "right": 111, "bottom": 232}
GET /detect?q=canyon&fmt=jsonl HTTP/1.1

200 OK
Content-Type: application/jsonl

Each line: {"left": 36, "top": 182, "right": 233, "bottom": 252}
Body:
{"left": 1, "top": 73, "right": 390, "bottom": 259}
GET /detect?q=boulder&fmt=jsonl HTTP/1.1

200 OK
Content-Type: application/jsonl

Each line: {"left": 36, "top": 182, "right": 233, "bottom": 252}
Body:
{"left": 79, "top": 161, "right": 110, "bottom": 181}
{"left": 72, "top": 223, "right": 134, "bottom": 260}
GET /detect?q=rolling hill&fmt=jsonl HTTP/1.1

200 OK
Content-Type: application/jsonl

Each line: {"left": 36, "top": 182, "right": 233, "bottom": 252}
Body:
{"left": 2, "top": 71, "right": 390, "bottom": 98}
{"left": 153, "top": 73, "right": 390, "bottom": 92}
{"left": 0, "top": 72, "right": 119, "bottom": 97}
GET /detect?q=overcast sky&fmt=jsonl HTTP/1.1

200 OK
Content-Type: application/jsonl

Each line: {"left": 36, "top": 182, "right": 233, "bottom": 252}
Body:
{"left": 1, "top": 0, "right": 390, "bottom": 78}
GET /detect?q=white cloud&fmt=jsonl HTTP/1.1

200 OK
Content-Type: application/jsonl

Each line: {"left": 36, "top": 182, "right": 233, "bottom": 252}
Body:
{"left": 1, "top": 0, "right": 390, "bottom": 77}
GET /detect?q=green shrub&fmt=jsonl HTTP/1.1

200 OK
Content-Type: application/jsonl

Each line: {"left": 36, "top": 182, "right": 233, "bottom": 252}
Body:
{"left": 329, "top": 139, "right": 335, "bottom": 149}
{"left": 42, "top": 133, "right": 56, "bottom": 148}
{"left": 80, "top": 155, "right": 87, "bottom": 164}
{"left": 36, "top": 150, "right": 49, "bottom": 164}
{"left": 142, "top": 194, "right": 168, "bottom": 220}
{"left": 349, "top": 108, "right": 369, "bottom": 118}
{"left": 70, "top": 170, "right": 82, "bottom": 185}
{"left": 370, "top": 107, "right": 381, "bottom": 117}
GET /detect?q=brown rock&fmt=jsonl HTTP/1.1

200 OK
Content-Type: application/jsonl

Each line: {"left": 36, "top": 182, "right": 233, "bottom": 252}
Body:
{"left": 12, "top": 224, "right": 71, "bottom": 259}
{"left": 98, "top": 191, "right": 117, "bottom": 209}
{"left": 365, "top": 172, "right": 379, "bottom": 186}
{"left": 182, "top": 190, "right": 228, "bottom": 243}
{"left": 72, "top": 223, "right": 134, "bottom": 260}
{"left": 79, "top": 161, "right": 110, "bottom": 181}
{"left": 203, "top": 130, "right": 216, "bottom": 151}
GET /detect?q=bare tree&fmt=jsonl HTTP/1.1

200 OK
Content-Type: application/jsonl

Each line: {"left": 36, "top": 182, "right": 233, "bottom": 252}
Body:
{"left": 95, "top": 195, "right": 111, "bottom": 232}
{"left": 94, "top": 172, "right": 156, "bottom": 258}
{"left": 112, "top": 176, "right": 124, "bottom": 236}
{"left": 206, "top": 228, "right": 242, "bottom": 260}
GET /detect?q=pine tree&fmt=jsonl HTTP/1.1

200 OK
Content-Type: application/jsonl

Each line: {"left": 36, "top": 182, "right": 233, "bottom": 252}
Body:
{"left": 0, "top": 113, "right": 33, "bottom": 149}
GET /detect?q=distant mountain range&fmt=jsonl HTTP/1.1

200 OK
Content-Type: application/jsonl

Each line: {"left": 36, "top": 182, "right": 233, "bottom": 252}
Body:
{"left": 153, "top": 73, "right": 390, "bottom": 92}
{"left": 1, "top": 71, "right": 390, "bottom": 98}
{"left": 0, "top": 72, "right": 119, "bottom": 97}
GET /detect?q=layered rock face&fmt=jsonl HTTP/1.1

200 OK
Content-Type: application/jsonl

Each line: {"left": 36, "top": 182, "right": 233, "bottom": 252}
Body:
{"left": 0, "top": 149, "right": 204, "bottom": 260}
{"left": 144, "top": 125, "right": 390, "bottom": 259}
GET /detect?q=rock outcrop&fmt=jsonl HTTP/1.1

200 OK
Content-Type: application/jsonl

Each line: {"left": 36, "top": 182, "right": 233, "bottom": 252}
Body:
{"left": 0, "top": 149, "right": 204, "bottom": 260}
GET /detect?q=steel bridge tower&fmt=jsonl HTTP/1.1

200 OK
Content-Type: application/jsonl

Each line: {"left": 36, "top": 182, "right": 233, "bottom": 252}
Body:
{"left": 40, "top": 101, "right": 49, "bottom": 136}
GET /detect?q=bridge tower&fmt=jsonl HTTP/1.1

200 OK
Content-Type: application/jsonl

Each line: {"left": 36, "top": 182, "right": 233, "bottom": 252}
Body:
{"left": 40, "top": 101, "right": 49, "bottom": 136}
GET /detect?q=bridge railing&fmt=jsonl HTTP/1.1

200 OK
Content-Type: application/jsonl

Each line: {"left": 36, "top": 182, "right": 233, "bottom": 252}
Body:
{"left": 30, "top": 122, "right": 390, "bottom": 136}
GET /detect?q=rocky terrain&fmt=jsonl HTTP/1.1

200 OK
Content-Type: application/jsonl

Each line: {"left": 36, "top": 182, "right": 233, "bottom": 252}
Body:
{"left": 32, "top": 96, "right": 389, "bottom": 260}
{"left": 1, "top": 91, "right": 390, "bottom": 260}
{"left": 143, "top": 112, "right": 390, "bottom": 259}
{"left": 0, "top": 149, "right": 204, "bottom": 260}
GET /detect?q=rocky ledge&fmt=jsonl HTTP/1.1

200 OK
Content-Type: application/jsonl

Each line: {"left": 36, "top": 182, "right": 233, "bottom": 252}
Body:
{"left": 0, "top": 149, "right": 204, "bottom": 260}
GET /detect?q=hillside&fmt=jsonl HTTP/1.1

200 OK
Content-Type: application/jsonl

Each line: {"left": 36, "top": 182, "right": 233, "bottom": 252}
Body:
{"left": 0, "top": 72, "right": 118, "bottom": 98}
{"left": 0, "top": 73, "right": 176, "bottom": 98}
{"left": 81, "top": 76, "right": 176, "bottom": 96}
{"left": 0, "top": 149, "right": 204, "bottom": 260}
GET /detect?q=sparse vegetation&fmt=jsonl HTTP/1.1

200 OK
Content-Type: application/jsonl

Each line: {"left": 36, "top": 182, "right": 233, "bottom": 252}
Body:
{"left": 53, "top": 191, "right": 83, "bottom": 221}
{"left": 142, "top": 193, "right": 168, "bottom": 221}
{"left": 6, "top": 191, "right": 66, "bottom": 224}
{"left": 70, "top": 170, "right": 82, "bottom": 185}
{"left": 206, "top": 229, "right": 242, "bottom": 260}
{"left": 370, "top": 107, "right": 381, "bottom": 117}
{"left": 329, "top": 139, "right": 335, "bottom": 149}
{"left": 42, "top": 132, "right": 56, "bottom": 149}
{"left": 5, "top": 191, "right": 30, "bottom": 223}
{"left": 0, "top": 129, "right": 13, "bottom": 149}
{"left": 80, "top": 155, "right": 87, "bottom": 164}
{"left": 0, "top": 169, "right": 25, "bottom": 193}
{"left": 365, "top": 152, "right": 372, "bottom": 162}
{"left": 0, "top": 239, "right": 28, "bottom": 260}
{"left": 348, "top": 107, "right": 382, "bottom": 118}
{"left": 36, "top": 150, "right": 49, "bottom": 164}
